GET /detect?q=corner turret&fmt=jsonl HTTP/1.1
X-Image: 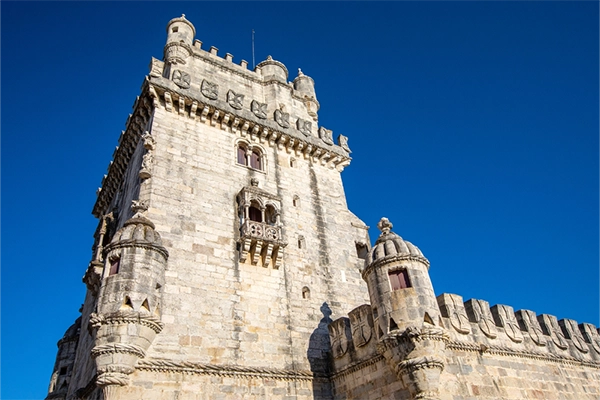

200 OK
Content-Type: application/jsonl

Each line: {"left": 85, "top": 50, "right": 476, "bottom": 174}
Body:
{"left": 293, "top": 69, "right": 319, "bottom": 121}
{"left": 363, "top": 218, "right": 448, "bottom": 400}
{"left": 164, "top": 14, "right": 195, "bottom": 65}
{"left": 90, "top": 212, "right": 168, "bottom": 392}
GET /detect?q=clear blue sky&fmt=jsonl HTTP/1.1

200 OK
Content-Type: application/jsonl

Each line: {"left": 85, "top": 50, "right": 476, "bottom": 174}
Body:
{"left": 2, "top": 2, "right": 598, "bottom": 399}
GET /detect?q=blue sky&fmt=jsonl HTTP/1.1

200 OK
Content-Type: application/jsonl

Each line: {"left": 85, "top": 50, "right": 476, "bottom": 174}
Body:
{"left": 2, "top": 2, "right": 598, "bottom": 399}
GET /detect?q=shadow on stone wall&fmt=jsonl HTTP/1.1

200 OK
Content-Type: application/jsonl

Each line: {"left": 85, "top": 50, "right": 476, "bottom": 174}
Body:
{"left": 307, "top": 302, "right": 334, "bottom": 400}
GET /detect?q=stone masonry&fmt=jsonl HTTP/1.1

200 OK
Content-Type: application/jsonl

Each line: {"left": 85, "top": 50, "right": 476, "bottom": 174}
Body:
{"left": 46, "top": 15, "right": 599, "bottom": 400}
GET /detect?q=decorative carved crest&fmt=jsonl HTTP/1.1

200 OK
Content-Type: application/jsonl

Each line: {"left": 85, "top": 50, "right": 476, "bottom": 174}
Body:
{"left": 227, "top": 90, "right": 244, "bottom": 110}
{"left": 437, "top": 294, "right": 470, "bottom": 335}
{"left": 515, "top": 310, "right": 545, "bottom": 346}
{"left": 139, "top": 132, "right": 155, "bottom": 180}
{"left": 172, "top": 70, "right": 191, "bottom": 89}
{"left": 538, "top": 314, "right": 568, "bottom": 350}
{"left": 465, "top": 299, "right": 497, "bottom": 339}
{"left": 319, "top": 127, "right": 334, "bottom": 145}
{"left": 201, "top": 80, "right": 218, "bottom": 100}
{"left": 274, "top": 109, "right": 290, "bottom": 128}
{"left": 349, "top": 305, "right": 374, "bottom": 348}
{"left": 328, "top": 318, "right": 350, "bottom": 359}
{"left": 581, "top": 323, "right": 600, "bottom": 354}
{"left": 337, "top": 134, "right": 350, "bottom": 152}
{"left": 560, "top": 319, "right": 588, "bottom": 353}
{"left": 297, "top": 119, "right": 311, "bottom": 136}
{"left": 491, "top": 304, "right": 523, "bottom": 343}
{"left": 251, "top": 100, "right": 267, "bottom": 119}
{"left": 149, "top": 58, "right": 163, "bottom": 78}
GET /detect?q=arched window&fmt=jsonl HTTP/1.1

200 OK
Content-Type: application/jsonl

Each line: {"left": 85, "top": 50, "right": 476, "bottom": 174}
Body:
{"left": 250, "top": 150, "right": 262, "bottom": 170}
{"left": 265, "top": 205, "right": 277, "bottom": 226}
{"left": 237, "top": 146, "right": 248, "bottom": 166}
{"left": 249, "top": 206, "right": 262, "bottom": 222}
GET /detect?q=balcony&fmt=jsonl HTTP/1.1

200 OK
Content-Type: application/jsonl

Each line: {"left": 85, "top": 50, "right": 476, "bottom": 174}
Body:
{"left": 239, "top": 220, "right": 285, "bottom": 268}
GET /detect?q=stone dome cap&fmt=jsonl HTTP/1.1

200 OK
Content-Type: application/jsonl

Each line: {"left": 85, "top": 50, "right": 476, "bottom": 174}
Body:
{"left": 365, "top": 218, "right": 428, "bottom": 266}
{"left": 166, "top": 14, "right": 196, "bottom": 36}
{"left": 257, "top": 55, "right": 289, "bottom": 80}
{"left": 110, "top": 212, "right": 163, "bottom": 246}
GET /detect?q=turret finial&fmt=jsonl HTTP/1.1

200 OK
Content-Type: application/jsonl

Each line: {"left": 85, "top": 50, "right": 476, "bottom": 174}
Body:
{"left": 181, "top": 14, "right": 186, "bottom": 18}
{"left": 377, "top": 217, "right": 393, "bottom": 234}
{"left": 298, "top": 68, "right": 304, "bottom": 76}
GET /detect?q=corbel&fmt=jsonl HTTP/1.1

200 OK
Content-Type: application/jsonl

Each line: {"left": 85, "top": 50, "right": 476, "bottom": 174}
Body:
{"left": 260, "top": 127, "right": 269, "bottom": 143}
{"left": 276, "top": 134, "right": 288, "bottom": 150}
{"left": 190, "top": 101, "right": 198, "bottom": 120}
{"left": 263, "top": 243, "right": 275, "bottom": 268}
{"left": 148, "top": 85, "right": 159, "bottom": 108}
{"left": 178, "top": 96, "right": 186, "bottom": 116}
{"left": 294, "top": 141, "right": 305, "bottom": 157}
{"left": 211, "top": 109, "right": 220, "bottom": 127}
{"left": 302, "top": 144, "right": 313, "bottom": 159}
{"left": 241, "top": 121, "right": 250, "bottom": 136}
{"left": 200, "top": 105, "right": 210, "bottom": 123}
{"left": 221, "top": 113, "right": 231, "bottom": 131}
{"left": 164, "top": 92, "right": 173, "bottom": 112}
{"left": 286, "top": 138, "right": 296, "bottom": 154}
{"left": 239, "top": 238, "right": 252, "bottom": 264}
{"left": 250, "top": 125, "right": 260, "bottom": 141}
{"left": 231, "top": 117, "right": 241, "bottom": 134}
{"left": 268, "top": 130, "right": 279, "bottom": 147}
{"left": 252, "top": 241, "right": 263, "bottom": 265}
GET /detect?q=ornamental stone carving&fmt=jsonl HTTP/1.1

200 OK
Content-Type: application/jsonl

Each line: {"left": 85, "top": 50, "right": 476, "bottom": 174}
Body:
{"left": 515, "top": 309, "right": 546, "bottom": 346}
{"left": 491, "top": 304, "right": 523, "bottom": 343}
{"left": 297, "top": 118, "right": 311, "bottom": 136}
{"left": 559, "top": 319, "right": 588, "bottom": 353}
{"left": 139, "top": 131, "right": 155, "bottom": 180}
{"left": 337, "top": 134, "right": 350, "bottom": 152}
{"left": 227, "top": 90, "right": 244, "bottom": 110}
{"left": 581, "top": 323, "right": 600, "bottom": 354}
{"left": 329, "top": 317, "right": 351, "bottom": 359}
{"left": 538, "top": 314, "right": 568, "bottom": 350}
{"left": 319, "top": 126, "right": 333, "bottom": 145}
{"left": 251, "top": 100, "right": 267, "bottom": 119}
{"left": 349, "top": 304, "right": 374, "bottom": 348}
{"left": 465, "top": 299, "right": 497, "bottom": 339}
{"left": 437, "top": 293, "right": 470, "bottom": 335}
{"left": 172, "top": 69, "right": 191, "bottom": 89}
{"left": 201, "top": 79, "right": 218, "bottom": 100}
{"left": 274, "top": 109, "right": 290, "bottom": 128}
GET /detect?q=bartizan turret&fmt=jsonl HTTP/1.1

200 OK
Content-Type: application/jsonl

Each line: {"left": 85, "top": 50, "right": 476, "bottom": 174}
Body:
{"left": 89, "top": 211, "right": 168, "bottom": 396}
{"left": 164, "top": 14, "right": 195, "bottom": 66}
{"left": 45, "top": 317, "right": 81, "bottom": 400}
{"left": 362, "top": 218, "right": 449, "bottom": 400}
{"left": 293, "top": 68, "right": 320, "bottom": 121}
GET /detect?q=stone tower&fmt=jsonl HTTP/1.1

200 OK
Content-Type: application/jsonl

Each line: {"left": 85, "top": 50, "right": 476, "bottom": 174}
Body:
{"left": 47, "top": 15, "right": 600, "bottom": 400}
{"left": 47, "top": 14, "right": 371, "bottom": 400}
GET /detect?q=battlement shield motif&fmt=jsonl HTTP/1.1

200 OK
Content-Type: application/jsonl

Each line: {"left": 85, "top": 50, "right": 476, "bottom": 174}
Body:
{"left": 349, "top": 305, "right": 374, "bottom": 348}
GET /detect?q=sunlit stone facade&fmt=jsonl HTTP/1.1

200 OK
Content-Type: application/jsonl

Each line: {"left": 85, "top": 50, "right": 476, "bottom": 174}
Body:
{"left": 46, "top": 15, "right": 600, "bottom": 400}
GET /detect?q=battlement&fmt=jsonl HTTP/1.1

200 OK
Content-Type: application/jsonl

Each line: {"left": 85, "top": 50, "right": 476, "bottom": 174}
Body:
{"left": 329, "top": 295, "right": 600, "bottom": 378}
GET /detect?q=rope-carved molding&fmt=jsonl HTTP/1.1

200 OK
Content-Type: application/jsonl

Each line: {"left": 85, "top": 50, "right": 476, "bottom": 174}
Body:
{"left": 446, "top": 340, "right": 600, "bottom": 368}
{"left": 136, "top": 358, "right": 315, "bottom": 381}
{"left": 91, "top": 343, "right": 146, "bottom": 359}
{"left": 89, "top": 311, "right": 164, "bottom": 334}
{"left": 331, "top": 354, "right": 384, "bottom": 381}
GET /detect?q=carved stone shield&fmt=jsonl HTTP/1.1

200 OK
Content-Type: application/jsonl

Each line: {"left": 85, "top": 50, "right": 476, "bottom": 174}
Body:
{"left": 337, "top": 134, "right": 350, "bottom": 152}
{"left": 349, "top": 305, "right": 374, "bottom": 348}
{"left": 560, "top": 319, "right": 588, "bottom": 353}
{"left": 251, "top": 100, "right": 267, "bottom": 119}
{"left": 437, "top": 293, "right": 470, "bottom": 335}
{"left": 227, "top": 90, "right": 244, "bottom": 110}
{"left": 172, "top": 70, "right": 191, "bottom": 89}
{"left": 539, "top": 314, "right": 568, "bottom": 350}
{"left": 328, "top": 318, "right": 350, "bottom": 359}
{"left": 465, "top": 299, "right": 497, "bottom": 339}
{"left": 201, "top": 79, "right": 218, "bottom": 100}
{"left": 274, "top": 109, "right": 290, "bottom": 128}
{"left": 319, "top": 127, "right": 334, "bottom": 145}
{"left": 491, "top": 304, "right": 523, "bottom": 343}
{"left": 297, "top": 119, "right": 311, "bottom": 136}
{"left": 515, "top": 309, "right": 545, "bottom": 346}
{"left": 581, "top": 323, "right": 600, "bottom": 354}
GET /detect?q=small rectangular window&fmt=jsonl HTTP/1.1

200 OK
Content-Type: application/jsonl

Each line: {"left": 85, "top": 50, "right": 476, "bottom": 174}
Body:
{"left": 389, "top": 269, "right": 411, "bottom": 290}
{"left": 109, "top": 258, "right": 120, "bottom": 276}
{"left": 237, "top": 147, "right": 247, "bottom": 165}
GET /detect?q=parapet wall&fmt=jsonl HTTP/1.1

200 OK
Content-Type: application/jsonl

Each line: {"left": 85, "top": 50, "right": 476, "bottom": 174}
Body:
{"left": 329, "top": 294, "right": 600, "bottom": 399}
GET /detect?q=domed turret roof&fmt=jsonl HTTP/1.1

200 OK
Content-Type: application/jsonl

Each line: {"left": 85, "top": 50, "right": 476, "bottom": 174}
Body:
{"left": 110, "top": 212, "right": 163, "bottom": 246}
{"left": 365, "top": 218, "right": 428, "bottom": 266}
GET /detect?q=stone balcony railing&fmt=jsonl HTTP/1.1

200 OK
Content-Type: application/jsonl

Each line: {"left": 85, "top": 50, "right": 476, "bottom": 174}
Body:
{"left": 239, "top": 220, "right": 284, "bottom": 268}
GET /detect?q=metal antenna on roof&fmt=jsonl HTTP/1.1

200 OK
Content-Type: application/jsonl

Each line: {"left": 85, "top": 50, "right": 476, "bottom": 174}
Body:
{"left": 252, "top": 29, "right": 256, "bottom": 69}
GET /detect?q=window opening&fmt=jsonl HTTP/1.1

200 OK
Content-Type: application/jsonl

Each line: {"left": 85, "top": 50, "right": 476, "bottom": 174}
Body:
{"left": 109, "top": 257, "right": 120, "bottom": 276}
{"left": 172, "top": 27, "right": 179, "bottom": 33}
{"left": 302, "top": 286, "right": 311, "bottom": 299}
{"left": 293, "top": 196, "right": 300, "bottom": 207}
{"left": 290, "top": 158, "right": 296, "bottom": 167}
{"left": 390, "top": 318, "right": 399, "bottom": 331}
{"left": 237, "top": 146, "right": 247, "bottom": 166}
{"left": 389, "top": 269, "right": 411, "bottom": 290}
{"left": 355, "top": 242, "right": 368, "bottom": 259}
{"left": 249, "top": 206, "right": 262, "bottom": 222}
{"left": 59, "top": 367, "right": 67, "bottom": 375}
{"left": 250, "top": 150, "right": 262, "bottom": 170}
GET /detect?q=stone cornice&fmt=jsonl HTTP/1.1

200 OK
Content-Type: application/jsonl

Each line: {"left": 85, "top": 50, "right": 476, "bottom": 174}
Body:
{"left": 330, "top": 354, "right": 384, "bottom": 381}
{"left": 103, "top": 239, "right": 169, "bottom": 260}
{"left": 147, "top": 77, "right": 351, "bottom": 168}
{"left": 447, "top": 340, "right": 600, "bottom": 368}
{"left": 92, "top": 84, "right": 153, "bottom": 218}
{"left": 136, "top": 358, "right": 316, "bottom": 381}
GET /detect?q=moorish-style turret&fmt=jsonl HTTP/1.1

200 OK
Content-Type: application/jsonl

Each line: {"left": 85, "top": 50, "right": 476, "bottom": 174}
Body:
{"left": 362, "top": 218, "right": 449, "bottom": 400}
{"left": 90, "top": 211, "right": 168, "bottom": 394}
